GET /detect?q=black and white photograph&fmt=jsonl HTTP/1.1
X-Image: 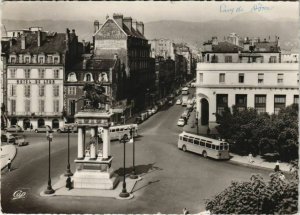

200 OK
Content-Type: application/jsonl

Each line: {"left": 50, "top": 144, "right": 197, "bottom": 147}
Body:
{"left": 0, "top": 1, "right": 299, "bottom": 214}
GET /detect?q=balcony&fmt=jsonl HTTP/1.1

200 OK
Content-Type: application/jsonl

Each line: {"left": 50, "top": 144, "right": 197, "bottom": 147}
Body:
{"left": 8, "top": 112, "right": 62, "bottom": 117}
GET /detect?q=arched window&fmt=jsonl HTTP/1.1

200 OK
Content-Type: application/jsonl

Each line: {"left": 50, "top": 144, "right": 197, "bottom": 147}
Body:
{"left": 52, "top": 119, "right": 59, "bottom": 129}
{"left": 84, "top": 73, "right": 93, "bottom": 82}
{"left": 67, "top": 72, "right": 77, "bottom": 82}
{"left": 38, "top": 118, "right": 45, "bottom": 128}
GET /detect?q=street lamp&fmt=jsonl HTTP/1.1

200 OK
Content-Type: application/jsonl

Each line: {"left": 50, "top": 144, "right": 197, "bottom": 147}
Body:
{"left": 129, "top": 127, "right": 138, "bottom": 179}
{"left": 44, "top": 130, "right": 55, "bottom": 195}
{"left": 119, "top": 134, "right": 130, "bottom": 198}
{"left": 65, "top": 125, "right": 73, "bottom": 177}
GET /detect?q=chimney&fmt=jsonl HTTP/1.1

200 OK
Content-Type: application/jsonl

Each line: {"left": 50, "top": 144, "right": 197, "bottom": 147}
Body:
{"left": 94, "top": 20, "right": 100, "bottom": 33}
{"left": 137, "top": 21, "right": 144, "bottom": 35}
{"left": 82, "top": 40, "right": 86, "bottom": 54}
{"left": 212, "top": 36, "right": 218, "bottom": 45}
{"left": 21, "top": 35, "right": 26, "bottom": 49}
{"left": 132, "top": 20, "right": 137, "bottom": 31}
{"left": 38, "top": 30, "right": 41, "bottom": 47}
{"left": 123, "top": 17, "right": 132, "bottom": 31}
{"left": 113, "top": 13, "right": 123, "bottom": 28}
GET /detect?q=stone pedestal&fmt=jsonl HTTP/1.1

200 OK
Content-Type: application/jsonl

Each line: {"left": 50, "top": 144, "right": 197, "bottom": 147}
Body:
{"left": 73, "top": 111, "right": 118, "bottom": 190}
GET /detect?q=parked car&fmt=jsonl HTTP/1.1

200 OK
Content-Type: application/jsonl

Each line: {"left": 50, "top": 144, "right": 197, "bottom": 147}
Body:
{"left": 147, "top": 109, "right": 153, "bottom": 116}
{"left": 56, "top": 124, "right": 78, "bottom": 133}
{"left": 13, "top": 135, "right": 29, "bottom": 146}
{"left": 176, "top": 99, "right": 182, "bottom": 105}
{"left": 177, "top": 118, "right": 186, "bottom": 126}
{"left": 5, "top": 125, "right": 24, "bottom": 133}
{"left": 34, "top": 125, "right": 52, "bottom": 133}
{"left": 1, "top": 132, "right": 16, "bottom": 144}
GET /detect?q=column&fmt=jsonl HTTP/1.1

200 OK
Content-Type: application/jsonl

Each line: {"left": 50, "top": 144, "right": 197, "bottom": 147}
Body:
{"left": 90, "top": 127, "right": 96, "bottom": 159}
{"left": 77, "top": 127, "right": 84, "bottom": 159}
{"left": 102, "top": 126, "right": 110, "bottom": 159}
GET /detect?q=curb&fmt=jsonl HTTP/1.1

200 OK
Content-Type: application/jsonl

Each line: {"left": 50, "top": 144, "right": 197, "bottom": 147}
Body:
{"left": 1, "top": 145, "right": 18, "bottom": 171}
{"left": 227, "top": 159, "right": 290, "bottom": 174}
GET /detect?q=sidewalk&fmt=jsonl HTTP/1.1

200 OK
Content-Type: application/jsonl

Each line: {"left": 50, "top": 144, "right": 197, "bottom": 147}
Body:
{"left": 1, "top": 144, "right": 17, "bottom": 170}
{"left": 182, "top": 109, "right": 291, "bottom": 173}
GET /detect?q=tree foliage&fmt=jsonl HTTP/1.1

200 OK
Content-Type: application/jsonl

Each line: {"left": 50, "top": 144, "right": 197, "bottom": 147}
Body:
{"left": 216, "top": 104, "right": 299, "bottom": 161}
{"left": 206, "top": 162, "right": 298, "bottom": 214}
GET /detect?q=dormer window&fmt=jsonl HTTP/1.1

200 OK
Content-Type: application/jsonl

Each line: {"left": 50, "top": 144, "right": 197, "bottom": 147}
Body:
{"left": 54, "top": 57, "right": 59, "bottom": 64}
{"left": 38, "top": 56, "right": 44, "bottom": 64}
{"left": 67, "top": 72, "right": 77, "bottom": 82}
{"left": 99, "top": 72, "right": 108, "bottom": 82}
{"left": 84, "top": 73, "right": 93, "bottom": 82}
{"left": 48, "top": 56, "right": 53, "bottom": 64}
{"left": 10, "top": 56, "right": 16, "bottom": 63}
{"left": 25, "top": 56, "right": 30, "bottom": 64}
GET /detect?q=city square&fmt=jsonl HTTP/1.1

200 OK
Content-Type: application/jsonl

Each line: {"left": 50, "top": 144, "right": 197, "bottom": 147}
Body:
{"left": 1, "top": 1, "right": 299, "bottom": 214}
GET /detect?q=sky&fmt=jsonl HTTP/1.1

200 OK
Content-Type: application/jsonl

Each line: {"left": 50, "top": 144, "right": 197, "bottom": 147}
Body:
{"left": 1, "top": 1, "right": 299, "bottom": 23}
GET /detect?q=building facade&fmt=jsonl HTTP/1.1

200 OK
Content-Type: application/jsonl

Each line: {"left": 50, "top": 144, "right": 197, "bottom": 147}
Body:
{"left": 6, "top": 28, "right": 82, "bottom": 129}
{"left": 195, "top": 63, "right": 299, "bottom": 132}
{"left": 93, "top": 14, "right": 155, "bottom": 111}
{"left": 281, "top": 48, "right": 299, "bottom": 63}
{"left": 149, "top": 39, "right": 176, "bottom": 60}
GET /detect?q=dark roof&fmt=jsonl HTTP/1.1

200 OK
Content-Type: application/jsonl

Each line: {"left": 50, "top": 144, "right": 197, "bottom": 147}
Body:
{"left": 211, "top": 41, "right": 243, "bottom": 53}
{"left": 122, "top": 24, "right": 145, "bottom": 40}
{"left": 71, "top": 58, "right": 117, "bottom": 71}
{"left": 1, "top": 40, "right": 10, "bottom": 54}
{"left": 9, "top": 32, "right": 67, "bottom": 54}
{"left": 254, "top": 41, "right": 280, "bottom": 52}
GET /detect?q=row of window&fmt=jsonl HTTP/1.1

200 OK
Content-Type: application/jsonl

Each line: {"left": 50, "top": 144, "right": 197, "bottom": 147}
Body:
{"left": 216, "top": 94, "right": 299, "bottom": 115}
{"left": 10, "top": 55, "right": 60, "bottom": 64}
{"left": 207, "top": 55, "right": 278, "bottom": 63}
{"left": 10, "top": 85, "right": 60, "bottom": 97}
{"left": 10, "top": 99, "right": 60, "bottom": 113}
{"left": 9, "top": 69, "right": 60, "bottom": 79}
{"left": 67, "top": 72, "right": 109, "bottom": 82}
{"left": 199, "top": 73, "right": 299, "bottom": 84}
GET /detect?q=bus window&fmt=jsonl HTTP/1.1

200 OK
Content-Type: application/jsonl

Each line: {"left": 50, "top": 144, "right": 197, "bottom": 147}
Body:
{"left": 183, "top": 136, "right": 188, "bottom": 142}
{"left": 116, "top": 128, "right": 120, "bottom": 132}
{"left": 194, "top": 139, "right": 200, "bottom": 145}
{"left": 111, "top": 129, "right": 115, "bottom": 132}
{"left": 206, "top": 143, "right": 212, "bottom": 148}
{"left": 200, "top": 140, "right": 205, "bottom": 146}
{"left": 216, "top": 146, "right": 220, "bottom": 150}
{"left": 212, "top": 145, "right": 216, "bottom": 150}
{"left": 188, "top": 138, "right": 194, "bottom": 143}
{"left": 180, "top": 136, "right": 183, "bottom": 140}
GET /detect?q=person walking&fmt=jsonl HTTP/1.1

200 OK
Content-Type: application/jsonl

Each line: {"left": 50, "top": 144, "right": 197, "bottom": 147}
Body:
{"left": 248, "top": 153, "right": 254, "bottom": 163}
{"left": 183, "top": 208, "right": 189, "bottom": 215}
{"left": 274, "top": 160, "right": 280, "bottom": 172}
{"left": 7, "top": 158, "right": 12, "bottom": 172}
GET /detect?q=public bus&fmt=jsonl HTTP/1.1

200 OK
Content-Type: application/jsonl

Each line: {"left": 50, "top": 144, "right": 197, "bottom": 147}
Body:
{"left": 177, "top": 131, "right": 230, "bottom": 160}
{"left": 98, "top": 124, "right": 138, "bottom": 141}
{"left": 181, "top": 87, "right": 189, "bottom": 95}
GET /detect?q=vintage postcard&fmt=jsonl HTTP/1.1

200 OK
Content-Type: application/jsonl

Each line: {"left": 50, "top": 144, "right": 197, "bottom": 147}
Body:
{"left": 1, "top": 1, "right": 299, "bottom": 214}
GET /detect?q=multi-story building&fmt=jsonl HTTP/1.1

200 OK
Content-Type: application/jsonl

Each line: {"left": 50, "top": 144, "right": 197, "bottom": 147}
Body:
{"left": 93, "top": 14, "right": 155, "bottom": 111}
{"left": 149, "top": 39, "right": 176, "bottom": 60}
{"left": 202, "top": 35, "right": 281, "bottom": 63}
{"left": 195, "top": 63, "right": 299, "bottom": 133}
{"left": 281, "top": 48, "right": 299, "bottom": 63}
{"left": 64, "top": 54, "right": 127, "bottom": 124}
{"left": 6, "top": 28, "right": 82, "bottom": 129}
{"left": 175, "top": 43, "right": 192, "bottom": 79}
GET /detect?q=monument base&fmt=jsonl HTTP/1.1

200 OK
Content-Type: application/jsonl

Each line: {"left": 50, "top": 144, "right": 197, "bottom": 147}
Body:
{"left": 73, "top": 157, "right": 119, "bottom": 190}
{"left": 73, "top": 168, "right": 119, "bottom": 190}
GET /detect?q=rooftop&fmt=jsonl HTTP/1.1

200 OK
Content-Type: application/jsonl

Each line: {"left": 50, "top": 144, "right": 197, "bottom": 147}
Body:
{"left": 71, "top": 57, "right": 117, "bottom": 71}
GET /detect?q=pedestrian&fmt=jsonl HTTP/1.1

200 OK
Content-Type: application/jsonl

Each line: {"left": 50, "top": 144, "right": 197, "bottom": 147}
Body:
{"left": 30, "top": 123, "right": 33, "bottom": 131}
{"left": 183, "top": 208, "right": 189, "bottom": 215}
{"left": 7, "top": 158, "right": 12, "bottom": 172}
{"left": 248, "top": 153, "right": 254, "bottom": 163}
{"left": 66, "top": 176, "right": 72, "bottom": 190}
{"left": 274, "top": 160, "right": 280, "bottom": 172}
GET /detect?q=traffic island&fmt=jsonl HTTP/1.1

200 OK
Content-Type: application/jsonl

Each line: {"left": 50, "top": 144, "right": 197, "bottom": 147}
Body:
{"left": 40, "top": 174, "right": 141, "bottom": 200}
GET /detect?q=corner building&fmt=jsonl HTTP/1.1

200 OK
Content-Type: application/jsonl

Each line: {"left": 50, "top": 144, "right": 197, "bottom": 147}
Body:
{"left": 195, "top": 63, "right": 299, "bottom": 132}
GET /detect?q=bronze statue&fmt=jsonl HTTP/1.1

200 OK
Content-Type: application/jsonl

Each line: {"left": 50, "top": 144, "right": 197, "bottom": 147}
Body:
{"left": 77, "top": 82, "right": 111, "bottom": 109}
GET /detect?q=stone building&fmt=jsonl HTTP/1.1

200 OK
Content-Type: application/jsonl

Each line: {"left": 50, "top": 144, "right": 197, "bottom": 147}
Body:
{"left": 64, "top": 54, "right": 127, "bottom": 124}
{"left": 149, "top": 39, "right": 176, "bottom": 60}
{"left": 195, "top": 63, "right": 299, "bottom": 133}
{"left": 93, "top": 14, "right": 155, "bottom": 111}
{"left": 6, "top": 28, "right": 82, "bottom": 129}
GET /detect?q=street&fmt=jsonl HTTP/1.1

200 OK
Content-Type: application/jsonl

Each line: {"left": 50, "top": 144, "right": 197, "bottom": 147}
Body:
{"left": 1, "top": 102, "right": 272, "bottom": 214}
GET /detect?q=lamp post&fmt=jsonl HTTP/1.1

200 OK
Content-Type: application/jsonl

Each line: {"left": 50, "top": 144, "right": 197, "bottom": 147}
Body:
{"left": 130, "top": 127, "right": 138, "bottom": 179}
{"left": 119, "top": 134, "right": 130, "bottom": 198}
{"left": 44, "top": 130, "right": 55, "bottom": 194}
{"left": 65, "top": 125, "right": 73, "bottom": 177}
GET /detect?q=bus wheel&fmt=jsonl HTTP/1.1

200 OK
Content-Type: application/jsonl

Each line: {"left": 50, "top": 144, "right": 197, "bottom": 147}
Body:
{"left": 202, "top": 151, "right": 207, "bottom": 158}
{"left": 182, "top": 145, "right": 187, "bottom": 152}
